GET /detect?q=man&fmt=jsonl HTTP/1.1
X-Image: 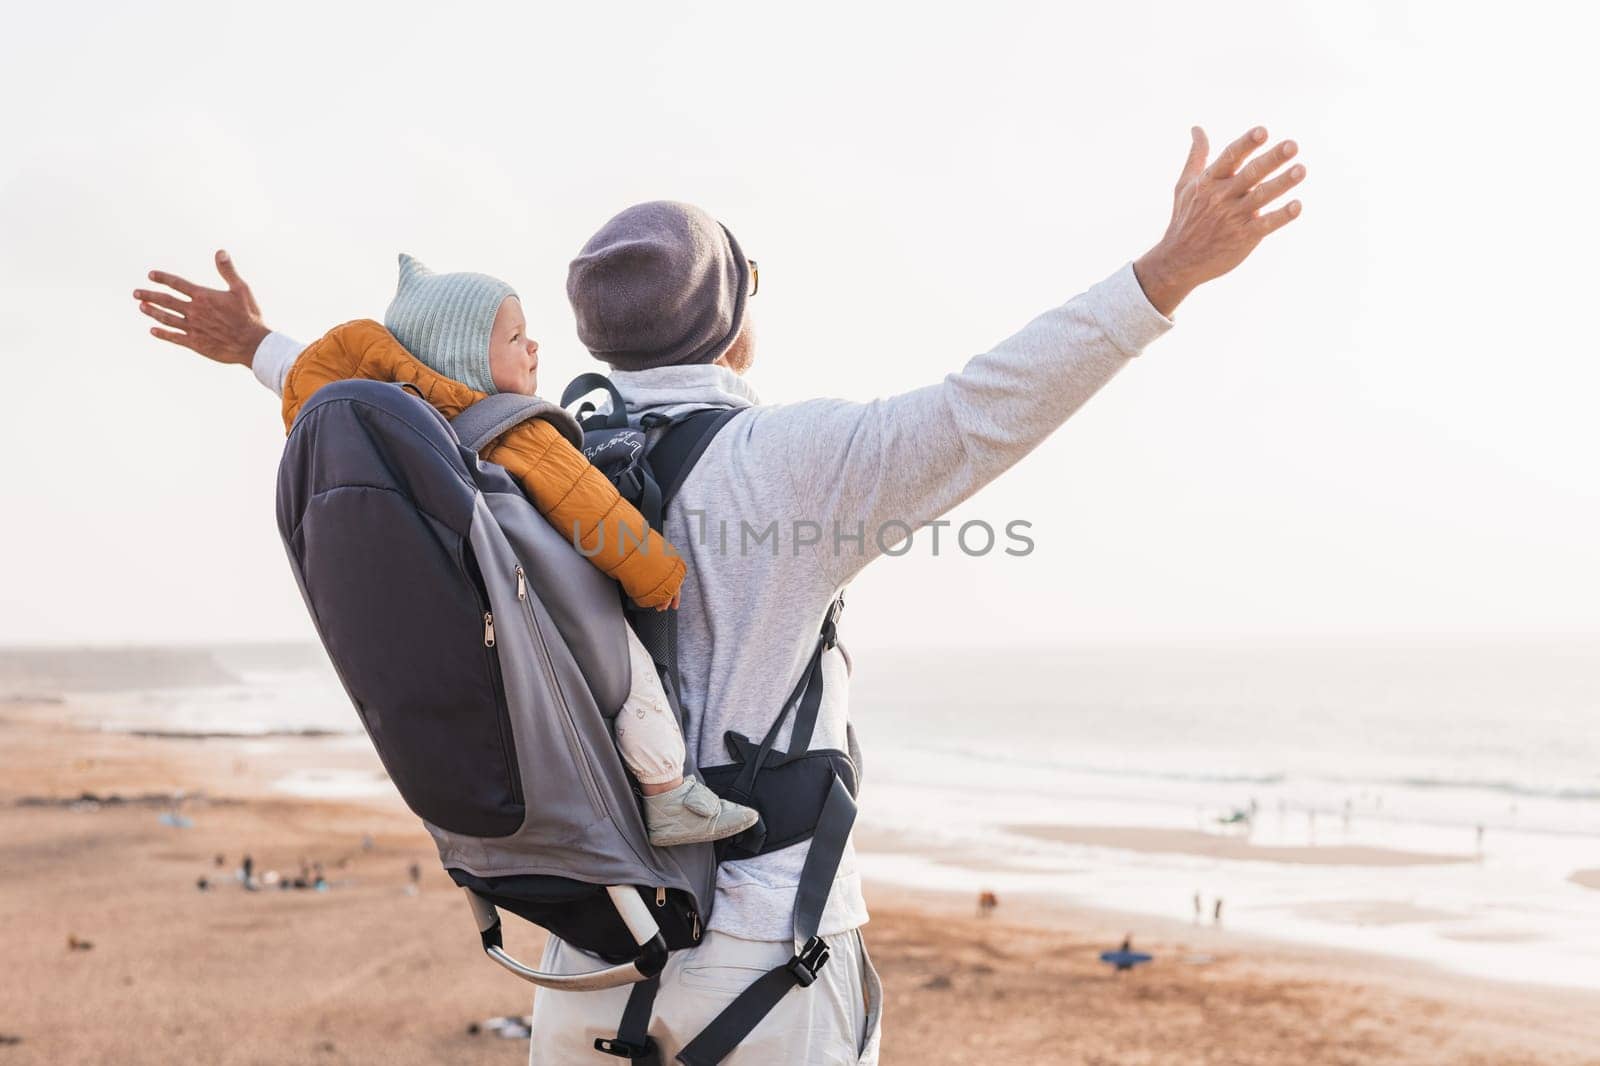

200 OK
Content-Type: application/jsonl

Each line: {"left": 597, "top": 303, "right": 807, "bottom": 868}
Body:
{"left": 135, "top": 126, "right": 1304, "bottom": 1064}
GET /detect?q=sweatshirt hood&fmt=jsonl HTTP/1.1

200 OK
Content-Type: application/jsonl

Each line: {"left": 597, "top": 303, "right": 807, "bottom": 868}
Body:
{"left": 607, "top": 363, "right": 762, "bottom": 421}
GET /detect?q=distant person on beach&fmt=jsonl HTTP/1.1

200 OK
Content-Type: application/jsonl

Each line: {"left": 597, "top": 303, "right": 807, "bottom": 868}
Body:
{"left": 137, "top": 124, "right": 1305, "bottom": 1065}
{"left": 1214, "top": 898, "right": 1224, "bottom": 926}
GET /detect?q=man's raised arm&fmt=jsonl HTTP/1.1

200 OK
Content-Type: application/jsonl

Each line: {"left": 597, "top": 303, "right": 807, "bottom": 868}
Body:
{"left": 133, "top": 250, "right": 304, "bottom": 397}
{"left": 769, "top": 126, "right": 1306, "bottom": 588}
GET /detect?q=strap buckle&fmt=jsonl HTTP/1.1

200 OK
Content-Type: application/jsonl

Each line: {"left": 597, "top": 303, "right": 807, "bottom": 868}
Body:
{"left": 786, "top": 936, "right": 830, "bottom": 988}
{"left": 820, "top": 595, "right": 845, "bottom": 650}
{"left": 593, "top": 1035, "right": 658, "bottom": 1060}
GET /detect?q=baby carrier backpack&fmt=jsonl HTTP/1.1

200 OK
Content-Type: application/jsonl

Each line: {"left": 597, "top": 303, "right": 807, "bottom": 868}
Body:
{"left": 276, "top": 376, "right": 858, "bottom": 1065}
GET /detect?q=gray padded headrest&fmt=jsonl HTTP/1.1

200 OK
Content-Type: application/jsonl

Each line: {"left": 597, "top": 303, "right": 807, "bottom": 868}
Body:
{"left": 449, "top": 394, "right": 584, "bottom": 452}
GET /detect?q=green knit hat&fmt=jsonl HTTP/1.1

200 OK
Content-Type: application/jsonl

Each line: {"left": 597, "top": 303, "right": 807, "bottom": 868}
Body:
{"left": 383, "top": 254, "right": 515, "bottom": 395}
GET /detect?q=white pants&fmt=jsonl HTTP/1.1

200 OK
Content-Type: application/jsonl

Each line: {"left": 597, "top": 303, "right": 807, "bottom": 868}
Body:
{"left": 528, "top": 928, "right": 883, "bottom": 1065}
{"left": 614, "top": 626, "right": 686, "bottom": 786}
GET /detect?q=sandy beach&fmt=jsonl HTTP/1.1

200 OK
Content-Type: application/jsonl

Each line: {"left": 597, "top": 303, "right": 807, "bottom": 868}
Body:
{"left": 3, "top": 700, "right": 1599, "bottom": 1065}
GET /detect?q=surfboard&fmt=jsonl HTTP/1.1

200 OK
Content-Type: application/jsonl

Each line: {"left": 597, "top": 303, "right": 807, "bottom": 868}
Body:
{"left": 1099, "top": 950, "right": 1153, "bottom": 971}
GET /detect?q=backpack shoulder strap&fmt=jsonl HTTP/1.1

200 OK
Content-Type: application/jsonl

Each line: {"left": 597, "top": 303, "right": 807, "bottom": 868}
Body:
{"left": 449, "top": 394, "right": 583, "bottom": 453}
{"left": 675, "top": 600, "right": 854, "bottom": 1065}
{"left": 559, "top": 373, "right": 630, "bottom": 431}
{"left": 647, "top": 407, "right": 743, "bottom": 521}
{"left": 624, "top": 407, "right": 743, "bottom": 732}
{"left": 676, "top": 775, "right": 855, "bottom": 1066}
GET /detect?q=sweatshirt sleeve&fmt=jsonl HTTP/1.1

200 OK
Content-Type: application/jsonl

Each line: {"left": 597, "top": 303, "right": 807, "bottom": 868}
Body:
{"left": 484, "top": 421, "right": 687, "bottom": 610}
{"left": 251, "top": 331, "right": 305, "bottom": 397}
{"left": 774, "top": 263, "right": 1172, "bottom": 587}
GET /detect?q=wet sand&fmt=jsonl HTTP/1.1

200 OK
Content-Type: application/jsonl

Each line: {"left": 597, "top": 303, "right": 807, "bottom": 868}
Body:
{"left": 3, "top": 703, "right": 1599, "bottom": 1065}
{"left": 1007, "top": 823, "right": 1476, "bottom": 865}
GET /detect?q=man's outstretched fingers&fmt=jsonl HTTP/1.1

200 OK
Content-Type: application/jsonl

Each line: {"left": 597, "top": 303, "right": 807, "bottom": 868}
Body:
{"left": 147, "top": 270, "right": 199, "bottom": 297}
{"left": 137, "top": 253, "right": 270, "bottom": 366}
{"left": 1235, "top": 140, "right": 1298, "bottom": 192}
{"left": 139, "top": 303, "right": 188, "bottom": 329}
{"left": 1209, "top": 126, "right": 1268, "bottom": 179}
{"left": 1249, "top": 164, "right": 1307, "bottom": 208}
{"left": 133, "top": 289, "right": 189, "bottom": 314}
{"left": 1137, "top": 125, "right": 1303, "bottom": 313}
{"left": 149, "top": 326, "right": 198, "bottom": 350}
{"left": 1178, "top": 126, "right": 1210, "bottom": 190}
{"left": 215, "top": 249, "right": 248, "bottom": 292}
{"left": 1255, "top": 200, "right": 1303, "bottom": 234}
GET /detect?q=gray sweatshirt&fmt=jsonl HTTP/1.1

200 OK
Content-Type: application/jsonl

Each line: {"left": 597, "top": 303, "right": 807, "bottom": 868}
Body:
{"left": 254, "top": 261, "right": 1172, "bottom": 941}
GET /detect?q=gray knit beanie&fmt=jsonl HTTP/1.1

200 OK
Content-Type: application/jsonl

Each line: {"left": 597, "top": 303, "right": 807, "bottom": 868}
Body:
{"left": 566, "top": 201, "right": 750, "bottom": 372}
{"left": 383, "top": 254, "right": 515, "bottom": 394}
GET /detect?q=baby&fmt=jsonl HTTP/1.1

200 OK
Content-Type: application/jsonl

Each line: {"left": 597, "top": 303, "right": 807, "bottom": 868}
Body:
{"left": 284, "top": 255, "right": 756, "bottom": 848}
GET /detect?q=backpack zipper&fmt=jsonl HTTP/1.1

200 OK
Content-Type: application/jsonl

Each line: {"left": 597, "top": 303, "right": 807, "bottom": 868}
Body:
{"left": 657, "top": 887, "right": 701, "bottom": 942}
{"left": 464, "top": 543, "right": 521, "bottom": 813}
{"left": 475, "top": 606, "right": 521, "bottom": 811}
{"left": 515, "top": 565, "right": 606, "bottom": 816}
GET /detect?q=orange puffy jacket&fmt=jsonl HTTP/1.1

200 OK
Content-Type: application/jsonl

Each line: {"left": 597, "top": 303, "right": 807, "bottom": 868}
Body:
{"left": 280, "top": 320, "right": 685, "bottom": 609}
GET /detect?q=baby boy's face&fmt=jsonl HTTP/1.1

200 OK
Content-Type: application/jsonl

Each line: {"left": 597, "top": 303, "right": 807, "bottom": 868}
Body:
{"left": 488, "top": 296, "right": 539, "bottom": 396}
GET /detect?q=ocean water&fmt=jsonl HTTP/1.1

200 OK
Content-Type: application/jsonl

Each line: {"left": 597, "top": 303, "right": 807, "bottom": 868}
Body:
{"left": 17, "top": 639, "right": 1599, "bottom": 990}
{"left": 847, "top": 641, "right": 1600, "bottom": 990}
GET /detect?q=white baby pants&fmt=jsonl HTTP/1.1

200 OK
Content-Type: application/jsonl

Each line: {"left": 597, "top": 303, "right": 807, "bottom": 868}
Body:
{"left": 612, "top": 625, "right": 687, "bottom": 786}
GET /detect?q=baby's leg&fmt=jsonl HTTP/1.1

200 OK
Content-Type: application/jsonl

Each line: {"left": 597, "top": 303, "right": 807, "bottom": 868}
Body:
{"left": 614, "top": 625, "right": 686, "bottom": 793}
{"left": 615, "top": 625, "right": 759, "bottom": 847}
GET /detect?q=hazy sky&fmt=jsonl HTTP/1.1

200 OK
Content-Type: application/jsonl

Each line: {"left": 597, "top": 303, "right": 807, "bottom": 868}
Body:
{"left": 2, "top": 1, "right": 1595, "bottom": 647}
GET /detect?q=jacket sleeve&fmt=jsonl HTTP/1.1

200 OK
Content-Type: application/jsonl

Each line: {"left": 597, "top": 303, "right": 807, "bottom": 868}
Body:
{"left": 484, "top": 421, "right": 686, "bottom": 610}
{"left": 279, "top": 319, "right": 480, "bottom": 432}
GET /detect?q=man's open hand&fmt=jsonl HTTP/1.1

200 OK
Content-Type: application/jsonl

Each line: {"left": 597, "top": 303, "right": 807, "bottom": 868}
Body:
{"left": 1134, "top": 126, "right": 1305, "bottom": 317}
{"left": 133, "top": 250, "right": 270, "bottom": 367}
